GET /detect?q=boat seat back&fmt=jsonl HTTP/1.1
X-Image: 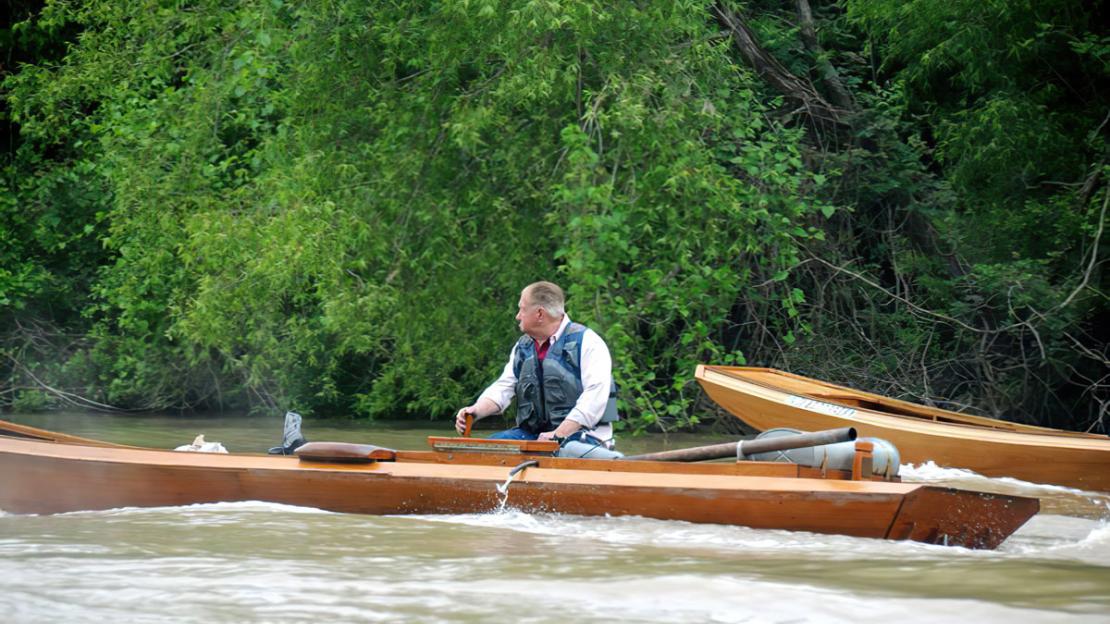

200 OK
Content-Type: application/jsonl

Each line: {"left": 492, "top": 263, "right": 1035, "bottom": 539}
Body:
{"left": 295, "top": 442, "right": 397, "bottom": 463}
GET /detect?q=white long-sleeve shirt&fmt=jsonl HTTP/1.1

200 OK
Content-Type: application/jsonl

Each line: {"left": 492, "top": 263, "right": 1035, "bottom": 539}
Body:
{"left": 477, "top": 314, "right": 615, "bottom": 441}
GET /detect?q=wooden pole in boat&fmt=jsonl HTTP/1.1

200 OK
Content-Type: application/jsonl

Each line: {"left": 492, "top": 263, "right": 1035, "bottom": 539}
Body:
{"left": 463, "top": 414, "right": 474, "bottom": 438}
{"left": 624, "top": 427, "right": 856, "bottom": 462}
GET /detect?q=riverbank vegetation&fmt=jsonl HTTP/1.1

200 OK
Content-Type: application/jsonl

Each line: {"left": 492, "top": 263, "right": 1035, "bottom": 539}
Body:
{"left": 2, "top": 1, "right": 1106, "bottom": 433}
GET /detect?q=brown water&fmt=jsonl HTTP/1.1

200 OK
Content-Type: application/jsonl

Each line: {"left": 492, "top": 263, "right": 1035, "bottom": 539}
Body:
{"left": 1, "top": 412, "right": 1108, "bottom": 623}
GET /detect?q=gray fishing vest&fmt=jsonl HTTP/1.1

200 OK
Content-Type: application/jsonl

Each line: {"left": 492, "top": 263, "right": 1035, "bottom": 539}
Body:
{"left": 512, "top": 322, "right": 619, "bottom": 433}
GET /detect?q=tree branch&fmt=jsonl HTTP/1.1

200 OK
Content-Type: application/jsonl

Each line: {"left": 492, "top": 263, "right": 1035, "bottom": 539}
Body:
{"left": 794, "top": 0, "right": 856, "bottom": 113}
{"left": 711, "top": 3, "right": 849, "bottom": 132}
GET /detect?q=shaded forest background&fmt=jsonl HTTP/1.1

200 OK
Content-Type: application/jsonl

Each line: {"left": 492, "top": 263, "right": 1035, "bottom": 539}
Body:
{"left": 1, "top": 0, "right": 1106, "bottom": 433}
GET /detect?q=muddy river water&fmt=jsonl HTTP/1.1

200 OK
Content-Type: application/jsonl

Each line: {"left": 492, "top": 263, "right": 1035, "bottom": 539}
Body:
{"left": 1, "top": 413, "right": 1107, "bottom": 623}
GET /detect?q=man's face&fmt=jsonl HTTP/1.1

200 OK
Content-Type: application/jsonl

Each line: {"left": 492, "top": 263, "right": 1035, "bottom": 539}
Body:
{"left": 516, "top": 292, "right": 543, "bottom": 336}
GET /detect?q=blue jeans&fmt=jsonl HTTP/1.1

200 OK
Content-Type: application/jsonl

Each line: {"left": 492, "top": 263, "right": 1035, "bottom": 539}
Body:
{"left": 488, "top": 427, "right": 538, "bottom": 440}
{"left": 488, "top": 428, "right": 602, "bottom": 445}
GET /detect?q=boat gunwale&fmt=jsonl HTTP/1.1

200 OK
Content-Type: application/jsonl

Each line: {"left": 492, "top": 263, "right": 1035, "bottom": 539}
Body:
{"left": 0, "top": 434, "right": 919, "bottom": 495}
{"left": 698, "top": 365, "right": 1110, "bottom": 446}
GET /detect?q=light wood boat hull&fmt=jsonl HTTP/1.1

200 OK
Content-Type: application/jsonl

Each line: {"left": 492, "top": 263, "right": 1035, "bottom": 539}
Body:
{"left": 0, "top": 429, "right": 1037, "bottom": 550}
{"left": 697, "top": 365, "right": 1110, "bottom": 492}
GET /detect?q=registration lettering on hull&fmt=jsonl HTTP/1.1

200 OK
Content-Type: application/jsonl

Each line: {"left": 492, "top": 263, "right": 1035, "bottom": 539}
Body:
{"left": 786, "top": 395, "right": 857, "bottom": 418}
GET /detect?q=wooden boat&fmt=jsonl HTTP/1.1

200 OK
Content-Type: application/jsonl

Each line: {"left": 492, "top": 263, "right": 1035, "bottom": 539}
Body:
{"left": 0, "top": 418, "right": 1037, "bottom": 549}
{"left": 696, "top": 365, "right": 1110, "bottom": 492}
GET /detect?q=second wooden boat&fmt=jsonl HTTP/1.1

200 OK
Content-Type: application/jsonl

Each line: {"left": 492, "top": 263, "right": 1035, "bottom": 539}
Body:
{"left": 0, "top": 418, "right": 1037, "bottom": 549}
{"left": 696, "top": 365, "right": 1110, "bottom": 492}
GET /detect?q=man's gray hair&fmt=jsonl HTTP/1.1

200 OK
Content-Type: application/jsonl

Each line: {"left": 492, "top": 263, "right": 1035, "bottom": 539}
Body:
{"left": 523, "top": 281, "right": 565, "bottom": 317}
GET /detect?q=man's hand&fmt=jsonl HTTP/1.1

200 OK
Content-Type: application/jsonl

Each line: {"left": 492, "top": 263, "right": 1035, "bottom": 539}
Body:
{"left": 539, "top": 421, "right": 583, "bottom": 441}
{"left": 454, "top": 398, "right": 501, "bottom": 434}
{"left": 455, "top": 407, "right": 475, "bottom": 435}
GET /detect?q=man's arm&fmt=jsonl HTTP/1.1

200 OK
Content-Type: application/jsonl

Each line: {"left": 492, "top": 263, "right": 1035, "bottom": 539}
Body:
{"left": 454, "top": 347, "right": 518, "bottom": 434}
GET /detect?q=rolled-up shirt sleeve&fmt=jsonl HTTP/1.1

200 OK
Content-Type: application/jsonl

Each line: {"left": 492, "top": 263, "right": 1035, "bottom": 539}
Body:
{"left": 476, "top": 346, "right": 519, "bottom": 413}
{"left": 563, "top": 329, "right": 613, "bottom": 429}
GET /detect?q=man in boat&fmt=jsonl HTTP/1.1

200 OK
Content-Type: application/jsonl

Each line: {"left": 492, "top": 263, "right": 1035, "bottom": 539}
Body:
{"left": 454, "top": 281, "right": 619, "bottom": 453}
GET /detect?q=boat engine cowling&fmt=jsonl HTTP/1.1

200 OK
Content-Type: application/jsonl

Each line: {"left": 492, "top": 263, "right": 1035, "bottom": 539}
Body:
{"left": 741, "top": 428, "right": 901, "bottom": 477}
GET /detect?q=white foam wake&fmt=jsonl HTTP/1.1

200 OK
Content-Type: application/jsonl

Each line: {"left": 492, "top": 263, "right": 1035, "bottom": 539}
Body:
{"left": 63, "top": 500, "right": 333, "bottom": 517}
{"left": 901, "top": 461, "right": 1103, "bottom": 497}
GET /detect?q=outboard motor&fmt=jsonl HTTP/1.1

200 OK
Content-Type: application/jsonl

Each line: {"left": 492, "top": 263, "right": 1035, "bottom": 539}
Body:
{"left": 268, "top": 411, "right": 308, "bottom": 455}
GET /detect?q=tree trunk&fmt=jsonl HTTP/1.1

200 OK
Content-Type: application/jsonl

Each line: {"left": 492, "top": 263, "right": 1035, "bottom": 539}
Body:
{"left": 795, "top": 0, "right": 856, "bottom": 113}
{"left": 711, "top": 2, "right": 848, "bottom": 133}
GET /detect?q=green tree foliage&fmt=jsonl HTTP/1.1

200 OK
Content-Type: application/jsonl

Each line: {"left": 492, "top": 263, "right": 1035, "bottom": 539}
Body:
{"left": 1, "top": 0, "right": 99, "bottom": 317}
{"left": 1, "top": 0, "right": 1105, "bottom": 432}
{"left": 2, "top": 1, "right": 817, "bottom": 424}
{"left": 721, "top": 0, "right": 1107, "bottom": 430}
{"left": 827, "top": 0, "right": 1108, "bottom": 428}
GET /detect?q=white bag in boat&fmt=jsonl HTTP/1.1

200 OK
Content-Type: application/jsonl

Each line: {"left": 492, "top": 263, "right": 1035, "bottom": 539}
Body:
{"left": 741, "top": 427, "right": 900, "bottom": 477}
{"left": 174, "top": 434, "right": 228, "bottom": 454}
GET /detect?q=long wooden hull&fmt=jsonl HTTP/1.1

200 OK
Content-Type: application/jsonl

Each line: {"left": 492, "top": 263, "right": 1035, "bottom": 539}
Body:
{"left": 0, "top": 422, "right": 1038, "bottom": 550}
{"left": 696, "top": 365, "right": 1110, "bottom": 491}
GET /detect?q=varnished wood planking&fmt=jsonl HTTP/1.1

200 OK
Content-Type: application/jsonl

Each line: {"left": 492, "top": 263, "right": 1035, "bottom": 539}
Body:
{"left": 0, "top": 431, "right": 1037, "bottom": 549}
{"left": 697, "top": 365, "right": 1110, "bottom": 491}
